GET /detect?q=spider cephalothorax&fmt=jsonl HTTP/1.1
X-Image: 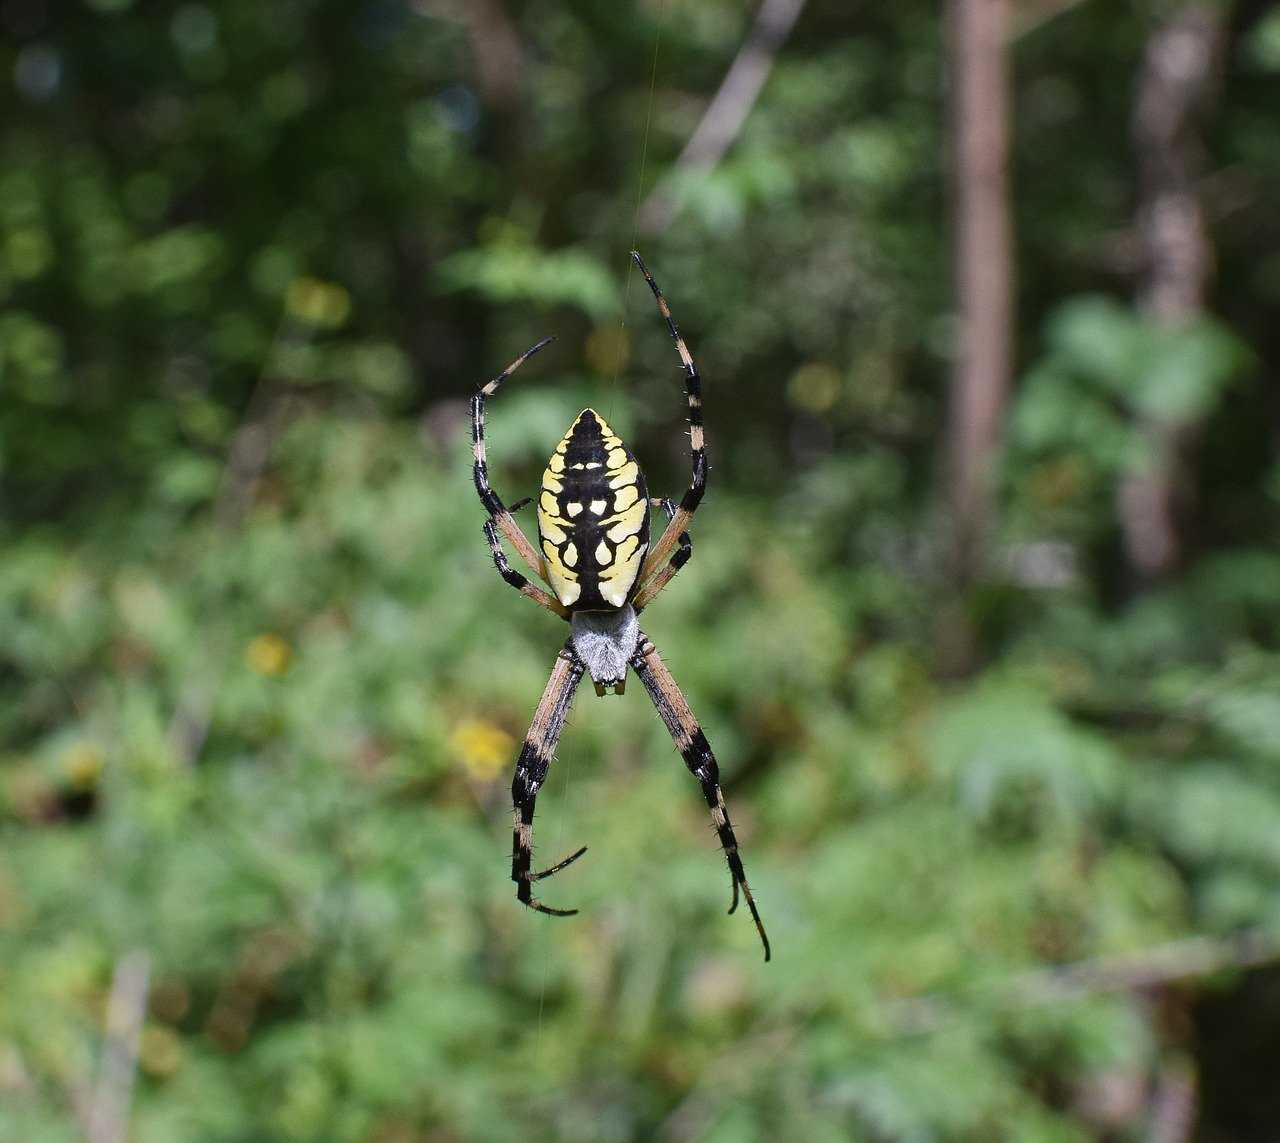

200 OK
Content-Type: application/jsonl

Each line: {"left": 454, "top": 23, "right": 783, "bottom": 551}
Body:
{"left": 469, "top": 252, "right": 770, "bottom": 960}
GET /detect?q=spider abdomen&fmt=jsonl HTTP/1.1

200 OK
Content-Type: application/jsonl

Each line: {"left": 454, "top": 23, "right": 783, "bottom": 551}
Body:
{"left": 537, "top": 409, "right": 650, "bottom": 610}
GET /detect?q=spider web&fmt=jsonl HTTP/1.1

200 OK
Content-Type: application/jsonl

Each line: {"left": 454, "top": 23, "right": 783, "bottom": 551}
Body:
{"left": 605, "top": 0, "right": 667, "bottom": 426}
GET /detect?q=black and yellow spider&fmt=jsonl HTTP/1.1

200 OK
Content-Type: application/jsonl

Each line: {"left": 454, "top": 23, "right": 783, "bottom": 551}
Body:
{"left": 469, "top": 252, "right": 770, "bottom": 961}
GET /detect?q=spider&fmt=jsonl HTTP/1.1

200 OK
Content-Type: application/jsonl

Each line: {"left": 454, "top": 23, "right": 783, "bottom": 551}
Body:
{"left": 469, "top": 252, "right": 770, "bottom": 961}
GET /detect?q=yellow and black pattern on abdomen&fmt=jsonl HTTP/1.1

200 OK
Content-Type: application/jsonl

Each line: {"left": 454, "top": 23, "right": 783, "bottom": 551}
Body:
{"left": 537, "top": 409, "right": 651, "bottom": 610}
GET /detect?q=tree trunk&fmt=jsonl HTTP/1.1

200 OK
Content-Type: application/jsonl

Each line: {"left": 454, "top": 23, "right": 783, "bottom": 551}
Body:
{"left": 940, "top": 0, "right": 1013, "bottom": 670}
{"left": 1119, "top": 5, "right": 1222, "bottom": 584}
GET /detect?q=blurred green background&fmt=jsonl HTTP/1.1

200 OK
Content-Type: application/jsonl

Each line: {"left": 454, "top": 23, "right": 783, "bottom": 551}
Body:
{"left": 4, "top": 0, "right": 1280, "bottom": 1139}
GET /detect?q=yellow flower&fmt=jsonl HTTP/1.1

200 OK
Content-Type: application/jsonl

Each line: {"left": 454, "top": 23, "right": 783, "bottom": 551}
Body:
{"left": 139, "top": 1025, "right": 185, "bottom": 1078}
{"left": 63, "top": 742, "right": 104, "bottom": 790}
{"left": 284, "top": 276, "right": 351, "bottom": 328}
{"left": 245, "top": 634, "right": 291, "bottom": 677}
{"left": 450, "top": 719, "right": 515, "bottom": 782}
{"left": 787, "top": 361, "right": 842, "bottom": 414}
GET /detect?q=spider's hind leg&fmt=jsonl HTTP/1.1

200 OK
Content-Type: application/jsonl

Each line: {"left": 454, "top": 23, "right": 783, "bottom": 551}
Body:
{"left": 510, "top": 643, "right": 589, "bottom": 915}
{"left": 629, "top": 633, "right": 772, "bottom": 962}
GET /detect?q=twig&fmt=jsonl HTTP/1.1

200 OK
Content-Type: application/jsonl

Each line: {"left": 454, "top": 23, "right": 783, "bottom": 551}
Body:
{"left": 884, "top": 929, "right": 1280, "bottom": 1036}
{"left": 637, "top": 0, "right": 807, "bottom": 236}
{"left": 1011, "top": 0, "right": 1089, "bottom": 39}
{"left": 86, "top": 950, "right": 151, "bottom": 1143}
{"left": 213, "top": 379, "right": 295, "bottom": 532}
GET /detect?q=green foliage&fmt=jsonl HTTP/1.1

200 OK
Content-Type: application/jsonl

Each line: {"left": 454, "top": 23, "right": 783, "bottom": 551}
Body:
{"left": 1007, "top": 295, "right": 1253, "bottom": 544}
{"left": 436, "top": 240, "right": 621, "bottom": 320}
{"left": 3, "top": 0, "right": 1280, "bottom": 1139}
{"left": 5, "top": 403, "right": 1279, "bottom": 1139}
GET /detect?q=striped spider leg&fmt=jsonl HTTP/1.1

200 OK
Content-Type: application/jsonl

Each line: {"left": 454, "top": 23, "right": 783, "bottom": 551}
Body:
{"left": 510, "top": 642, "right": 589, "bottom": 915}
{"left": 483, "top": 519, "right": 570, "bottom": 620}
{"left": 472, "top": 256, "right": 768, "bottom": 956}
{"left": 471, "top": 337, "right": 559, "bottom": 594}
{"left": 630, "top": 251, "right": 707, "bottom": 584}
{"left": 625, "top": 262, "right": 771, "bottom": 958}
{"left": 633, "top": 498, "right": 691, "bottom": 613}
{"left": 630, "top": 634, "right": 771, "bottom": 961}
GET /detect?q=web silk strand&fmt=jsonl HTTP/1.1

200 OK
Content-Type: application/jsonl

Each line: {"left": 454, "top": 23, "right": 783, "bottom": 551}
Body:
{"left": 608, "top": 0, "right": 667, "bottom": 414}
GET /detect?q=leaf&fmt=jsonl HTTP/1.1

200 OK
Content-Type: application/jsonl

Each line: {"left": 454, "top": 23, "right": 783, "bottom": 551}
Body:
{"left": 1045, "top": 295, "right": 1146, "bottom": 394}
{"left": 1133, "top": 319, "right": 1248, "bottom": 423}
{"left": 435, "top": 243, "right": 620, "bottom": 320}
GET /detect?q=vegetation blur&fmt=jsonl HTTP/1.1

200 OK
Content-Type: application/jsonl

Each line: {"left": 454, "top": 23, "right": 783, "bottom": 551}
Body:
{"left": 3, "top": 0, "right": 1280, "bottom": 1139}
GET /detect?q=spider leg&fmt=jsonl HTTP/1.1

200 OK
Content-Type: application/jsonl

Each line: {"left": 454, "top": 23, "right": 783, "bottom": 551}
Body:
{"left": 511, "top": 643, "right": 589, "bottom": 916}
{"left": 631, "top": 252, "right": 707, "bottom": 582}
{"left": 629, "top": 633, "right": 771, "bottom": 962}
{"left": 633, "top": 498, "right": 692, "bottom": 613}
{"left": 483, "top": 521, "right": 570, "bottom": 620}
{"left": 471, "top": 338, "right": 555, "bottom": 582}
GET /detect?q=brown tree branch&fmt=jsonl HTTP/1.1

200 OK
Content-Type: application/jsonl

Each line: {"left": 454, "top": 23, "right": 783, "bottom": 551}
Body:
{"left": 884, "top": 929, "right": 1280, "bottom": 1036}
{"left": 86, "top": 950, "right": 151, "bottom": 1143}
{"left": 936, "top": 0, "right": 1014, "bottom": 674}
{"left": 1011, "top": 0, "right": 1089, "bottom": 39}
{"left": 947, "top": 0, "right": 1013, "bottom": 589}
{"left": 637, "top": 0, "right": 807, "bottom": 236}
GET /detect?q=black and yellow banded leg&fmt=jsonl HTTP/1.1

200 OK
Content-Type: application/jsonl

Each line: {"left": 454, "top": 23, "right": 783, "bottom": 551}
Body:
{"left": 631, "top": 252, "right": 708, "bottom": 582}
{"left": 483, "top": 521, "right": 570, "bottom": 620}
{"left": 633, "top": 498, "right": 692, "bottom": 614}
{"left": 629, "top": 634, "right": 771, "bottom": 961}
{"left": 511, "top": 643, "right": 589, "bottom": 915}
{"left": 471, "top": 338, "right": 555, "bottom": 582}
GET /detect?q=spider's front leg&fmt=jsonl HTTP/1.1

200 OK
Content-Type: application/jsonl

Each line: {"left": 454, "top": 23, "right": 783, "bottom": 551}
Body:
{"left": 633, "top": 497, "right": 692, "bottom": 614}
{"left": 483, "top": 520, "right": 570, "bottom": 620}
{"left": 510, "top": 643, "right": 589, "bottom": 915}
{"left": 471, "top": 338, "right": 555, "bottom": 581}
{"left": 631, "top": 252, "right": 707, "bottom": 581}
{"left": 629, "top": 633, "right": 772, "bottom": 961}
